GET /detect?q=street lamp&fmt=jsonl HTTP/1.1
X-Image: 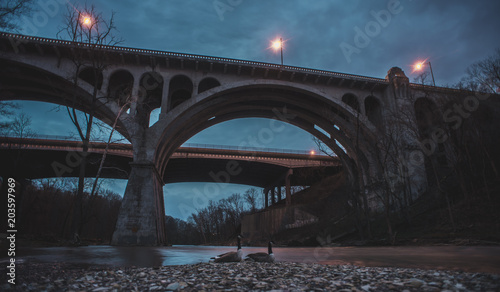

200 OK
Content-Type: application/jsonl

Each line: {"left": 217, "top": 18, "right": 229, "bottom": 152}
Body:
{"left": 80, "top": 14, "right": 94, "bottom": 27}
{"left": 271, "top": 37, "right": 283, "bottom": 66}
{"left": 414, "top": 60, "right": 436, "bottom": 86}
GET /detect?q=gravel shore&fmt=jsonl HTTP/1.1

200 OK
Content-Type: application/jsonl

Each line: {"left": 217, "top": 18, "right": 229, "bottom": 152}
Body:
{"left": 2, "top": 262, "right": 499, "bottom": 291}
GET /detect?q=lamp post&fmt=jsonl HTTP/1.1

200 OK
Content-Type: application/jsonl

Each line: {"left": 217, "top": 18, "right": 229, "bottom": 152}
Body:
{"left": 272, "top": 38, "right": 283, "bottom": 66}
{"left": 414, "top": 61, "right": 436, "bottom": 86}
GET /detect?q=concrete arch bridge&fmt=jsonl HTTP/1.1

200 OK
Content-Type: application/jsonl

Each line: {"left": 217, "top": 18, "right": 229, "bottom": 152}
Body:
{"left": 0, "top": 32, "right": 478, "bottom": 245}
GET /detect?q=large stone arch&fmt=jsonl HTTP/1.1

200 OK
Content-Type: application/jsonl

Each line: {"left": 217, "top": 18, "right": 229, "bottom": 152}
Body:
{"left": 0, "top": 58, "right": 129, "bottom": 138}
{"left": 152, "top": 81, "right": 381, "bottom": 176}
{"left": 154, "top": 81, "right": 381, "bottom": 203}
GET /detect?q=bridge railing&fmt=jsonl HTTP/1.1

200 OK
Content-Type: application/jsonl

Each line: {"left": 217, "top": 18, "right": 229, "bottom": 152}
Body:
{"left": 0, "top": 135, "right": 335, "bottom": 156}
{"left": 182, "top": 143, "right": 318, "bottom": 155}
{"left": 1, "top": 32, "right": 387, "bottom": 84}
{"left": 2, "top": 33, "right": 481, "bottom": 97}
{"left": 0, "top": 133, "right": 111, "bottom": 143}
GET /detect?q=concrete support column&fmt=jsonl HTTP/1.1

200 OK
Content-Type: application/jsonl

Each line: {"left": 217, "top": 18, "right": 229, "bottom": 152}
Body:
{"left": 129, "top": 76, "right": 141, "bottom": 118}
{"left": 271, "top": 188, "right": 276, "bottom": 205}
{"left": 359, "top": 97, "right": 366, "bottom": 116}
{"left": 285, "top": 168, "right": 293, "bottom": 206}
{"left": 111, "top": 162, "right": 166, "bottom": 245}
{"left": 159, "top": 77, "right": 170, "bottom": 120}
{"left": 264, "top": 189, "right": 269, "bottom": 208}
{"left": 192, "top": 82, "right": 199, "bottom": 97}
{"left": 100, "top": 70, "right": 110, "bottom": 98}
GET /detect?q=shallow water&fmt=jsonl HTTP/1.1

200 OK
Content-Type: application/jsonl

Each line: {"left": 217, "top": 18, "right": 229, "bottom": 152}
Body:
{"left": 2, "top": 245, "right": 500, "bottom": 274}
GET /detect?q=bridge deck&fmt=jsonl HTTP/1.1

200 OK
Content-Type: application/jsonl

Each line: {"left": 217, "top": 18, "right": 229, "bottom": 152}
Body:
{"left": 0, "top": 137, "right": 340, "bottom": 187}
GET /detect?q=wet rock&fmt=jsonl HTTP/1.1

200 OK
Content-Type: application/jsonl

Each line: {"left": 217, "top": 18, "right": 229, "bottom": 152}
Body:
{"left": 166, "top": 282, "right": 179, "bottom": 291}
{"left": 406, "top": 278, "right": 425, "bottom": 287}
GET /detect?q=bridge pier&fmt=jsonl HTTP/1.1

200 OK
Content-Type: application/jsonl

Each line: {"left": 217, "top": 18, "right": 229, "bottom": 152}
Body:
{"left": 264, "top": 168, "right": 294, "bottom": 208}
{"left": 285, "top": 169, "right": 293, "bottom": 206}
{"left": 111, "top": 162, "right": 166, "bottom": 246}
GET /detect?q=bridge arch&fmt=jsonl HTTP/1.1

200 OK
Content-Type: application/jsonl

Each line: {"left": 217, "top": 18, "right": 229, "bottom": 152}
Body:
{"left": 151, "top": 80, "right": 382, "bottom": 186}
{"left": 414, "top": 97, "right": 442, "bottom": 137}
{"left": 108, "top": 69, "right": 134, "bottom": 107}
{"left": 168, "top": 75, "right": 193, "bottom": 110}
{"left": 136, "top": 71, "right": 163, "bottom": 125}
{"left": 364, "top": 95, "right": 383, "bottom": 128}
{"left": 342, "top": 93, "right": 360, "bottom": 112}
{"left": 198, "top": 77, "right": 221, "bottom": 94}
{"left": 0, "top": 58, "right": 130, "bottom": 138}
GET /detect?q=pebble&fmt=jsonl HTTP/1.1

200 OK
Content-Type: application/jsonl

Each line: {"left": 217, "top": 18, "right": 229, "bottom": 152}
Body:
{"left": 1, "top": 262, "right": 499, "bottom": 291}
{"left": 166, "top": 282, "right": 179, "bottom": 290}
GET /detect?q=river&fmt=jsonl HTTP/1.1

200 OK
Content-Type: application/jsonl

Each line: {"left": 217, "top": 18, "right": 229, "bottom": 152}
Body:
{"left": 2, "top": 245, "right": 500, "bottom": 274}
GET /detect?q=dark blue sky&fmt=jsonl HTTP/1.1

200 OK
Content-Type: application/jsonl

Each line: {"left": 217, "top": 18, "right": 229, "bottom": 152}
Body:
{"left": 7, "top": 0, "right": 500, "bottom": 220}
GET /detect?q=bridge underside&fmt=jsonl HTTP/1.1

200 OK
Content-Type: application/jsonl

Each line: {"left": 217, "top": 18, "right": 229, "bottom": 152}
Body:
{"left": 0, "top": 148, "right": 340, "bottom": 187}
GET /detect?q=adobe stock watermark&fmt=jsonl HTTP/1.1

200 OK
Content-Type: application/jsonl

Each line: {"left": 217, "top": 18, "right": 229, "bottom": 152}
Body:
{"left": 237, "top": 106, "right": 296, "bottom": 151}
{"left": 213, "top": 0, "right": 244, "bottom": 21}
{"left": 9, "top": 0, "right": 67, "bottom": 53}
{"left": 313, "top": 234, "right": 335, "bottom": 261}
{"left": 419, "top": 90, "right": 492, "bottom": 157}
{"left": 339, "top": 0, "right": 407, "bottom": 64}
{"left": 384, "top": 89, "right": 495, "bottom": 189}
{"left": 176, "top": 106, "right": 297, "bottom": 219}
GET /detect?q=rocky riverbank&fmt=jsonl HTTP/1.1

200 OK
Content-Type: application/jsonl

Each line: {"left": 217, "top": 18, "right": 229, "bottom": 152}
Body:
{"left": 2, "top": 262, "right": 499, "bottom": 291}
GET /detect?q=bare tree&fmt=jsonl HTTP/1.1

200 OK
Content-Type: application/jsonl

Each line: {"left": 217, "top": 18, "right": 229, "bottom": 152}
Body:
{"left": 459, "top": 48, "right": 500, "bottom": 93}
{"left": 57, "top": 3, "right": 122, "bottom": 238}
{"left": 0, "top": 0, "right": 34, "bottom": 30}
{"left": 413, "top": 71, "right": 431, "bottom": 86}
{"left": 312, "top": 110, "right": 372, "bottom": 240}
{"left": 87, "top": 100, "right": 130, "bottom": 209}
{"left": 0, "top": 102, "right": 19, "bottom": 134}
{"left": 244, "top": 188, "right": 260, "bottom": 213}
{"left": 9, "top": 112, "right": 36, "bottom": 138}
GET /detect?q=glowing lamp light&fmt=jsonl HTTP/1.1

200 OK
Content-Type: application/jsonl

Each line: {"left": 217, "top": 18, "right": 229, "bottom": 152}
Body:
{"left": 270, "top": 37, "right": 284, "bottom": 65}
{"left": 81, "top": 15, "right": 93, "bottom": 27}
{"left": 412, "top": 59, "right": 436, "bottom": 86}
{"left": 272, "top": 39, "right": 282, "bottom": 50}
{"left": 310, "top": 150, "right": 316, "bottom": 155}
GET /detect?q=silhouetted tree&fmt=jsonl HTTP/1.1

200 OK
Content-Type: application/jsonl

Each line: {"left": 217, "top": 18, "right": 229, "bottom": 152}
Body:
{"left": 9, "top": 112, "right": 36, "bottom": 138}
{"left": 0, "top": 102, "right": 19, "bottom": 134}
{"left": 0, "top": 0, "right": 34, "bottom": 30}
{"left": 244, "top": 188, "right": 260, "bottom": 213}
{"left": 57, "top": 3, "right": 122, "bottom": 239}
{"left": 457, "top": 48, "right": 500, "bottom": 93}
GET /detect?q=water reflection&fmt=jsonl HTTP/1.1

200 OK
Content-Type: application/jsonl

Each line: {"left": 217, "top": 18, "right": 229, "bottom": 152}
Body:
{"left": 2, "top": 245, "right": 499, "bottom": 274}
